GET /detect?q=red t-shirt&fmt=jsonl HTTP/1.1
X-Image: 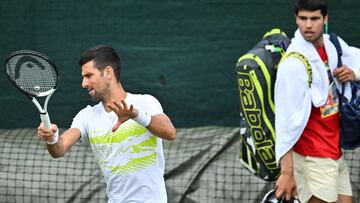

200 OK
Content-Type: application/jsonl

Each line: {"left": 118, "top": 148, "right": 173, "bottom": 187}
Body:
{"left": 293, "top": 46, "right": 342, "bottom": 159}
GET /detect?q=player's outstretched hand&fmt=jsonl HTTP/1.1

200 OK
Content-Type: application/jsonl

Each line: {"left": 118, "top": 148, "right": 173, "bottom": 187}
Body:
{"left": 107, "top": 99, "right": 138, "bottom": 132}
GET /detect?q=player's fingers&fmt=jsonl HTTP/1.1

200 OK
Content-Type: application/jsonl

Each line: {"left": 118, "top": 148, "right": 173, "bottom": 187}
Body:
{"left": 333, "top": 68, "right": 341, "bottom": 77}
{"left": 275, "top": 187, "right": 284, "bottom": 199}
{"left": 293, "top": 190, "right": 298, "bottom": 200}
{"left": 334, "top": 66, "right": 347, "bottom": 77}
{"left": 37, "top": 133, "right": 46, "bottom": 142}
{"left": 281, "top": 186, "right": 297, "bottom": 201}
{"left": 50, "top": 124, "right": 58, "bottom": 133}
{"left": 333, "top": 69, "right": 338, "bottom": 77}
{"left": 37, "top": 130, "right": 52, "bottom": 142}
{"left": 40, "top": 134, "right": 52, "bottom": 142}
{"left": 112, "top": 121, "right": 122, "bottom": 132}
{"left": 38, "top": 125, "right": 49, "bottom": 134}
{"left": 45, "top": 131, "right": 55, "bottom": 141}
{"left": 107, "top": 103, "right": 118, "bottom": 113}
{"left": 113, "top": 100, "right": 124, "bottom": 110}
{"left": 337, "top": 66, "right": 354, "bottom": 81}
{"left": 285, "top": 191, "right": 292, "bottom": 201}
{"left": 346, "top": 69, "right": 355, "bottom": 80}
{"left": 337, "top": 75, "right": 344, "bottom": 82}
{"left": 121, "top": 100, "right": 128, "bottom": 110}
{"left": 338, "top": 74, "right": 352, "bottom": 82}
{"left": 285, "top": 190, "right": 294, "bottom": 201}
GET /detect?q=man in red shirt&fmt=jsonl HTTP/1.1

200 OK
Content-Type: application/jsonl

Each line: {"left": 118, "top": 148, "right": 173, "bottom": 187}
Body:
{"left": 274, "top": 0, "right": 360, "bottom": 202}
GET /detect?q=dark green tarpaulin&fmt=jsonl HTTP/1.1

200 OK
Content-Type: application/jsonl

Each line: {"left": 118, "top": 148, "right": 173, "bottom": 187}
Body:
{"left": 2, "top": 1, "right": 359, "bottom": 129}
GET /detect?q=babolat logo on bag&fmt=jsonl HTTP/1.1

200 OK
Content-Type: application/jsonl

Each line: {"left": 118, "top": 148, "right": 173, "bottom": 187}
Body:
{"left": 235, "top": 28, "right": 290, "bottom": 181}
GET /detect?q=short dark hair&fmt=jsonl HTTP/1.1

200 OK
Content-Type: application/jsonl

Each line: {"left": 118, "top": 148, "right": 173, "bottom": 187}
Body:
{"left": 294, "top": 0, "right": 328, "bottom": 17}
{"left": 79, "top": 45, "right": 121, "bottom": 81}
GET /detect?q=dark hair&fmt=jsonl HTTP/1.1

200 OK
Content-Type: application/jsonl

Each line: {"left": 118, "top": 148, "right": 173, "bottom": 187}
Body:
{"left": 294, "top": 0, "right": 328, "bottom": 17}
{"left": 79, "top": 45, "right": 121, "bottom": 81}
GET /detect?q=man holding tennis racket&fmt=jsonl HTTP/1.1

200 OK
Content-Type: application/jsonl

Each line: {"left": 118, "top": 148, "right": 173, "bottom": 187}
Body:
{"left": 37, "top": 45, "right": 176, "bottom": 203}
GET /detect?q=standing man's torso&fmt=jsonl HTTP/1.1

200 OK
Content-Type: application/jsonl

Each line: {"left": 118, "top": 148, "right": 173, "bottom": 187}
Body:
{"left": 71, "top": 92, "right": 167, "bottom": 202}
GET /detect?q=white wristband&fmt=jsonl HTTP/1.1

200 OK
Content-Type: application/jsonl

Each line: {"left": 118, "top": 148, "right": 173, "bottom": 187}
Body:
{"left": 133, "top": 110, "right": 151, "bottom": 127}
{"left": 47, "top": 129, "right": 59, "bottom": 145}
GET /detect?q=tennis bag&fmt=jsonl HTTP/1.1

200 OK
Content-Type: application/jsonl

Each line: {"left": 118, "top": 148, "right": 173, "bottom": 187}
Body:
{"left": 329, "top": 33, "right": 360, "bottom": 150}
{"left": 235, "top": 28, "right": 298, "bottom": 181}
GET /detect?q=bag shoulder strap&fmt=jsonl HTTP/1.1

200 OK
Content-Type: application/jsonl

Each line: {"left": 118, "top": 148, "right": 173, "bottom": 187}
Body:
{"left": 329, "top": 33, "right": 343, "bottom": 67}
{"left": 280, "top": 52, "right": 312, "bottom": 87}
{"left": 329, "top": 33, "right": 346, "bottom": 95}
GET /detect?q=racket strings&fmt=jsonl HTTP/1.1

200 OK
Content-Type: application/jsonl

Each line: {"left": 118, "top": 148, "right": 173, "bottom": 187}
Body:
{"left": 6, "top": 55, "right": 58, "bottom": 96}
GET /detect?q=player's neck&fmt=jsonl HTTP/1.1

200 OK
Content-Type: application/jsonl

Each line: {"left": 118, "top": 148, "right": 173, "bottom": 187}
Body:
{"left": 311, "top": 35, "right": 324, "bottom": 49}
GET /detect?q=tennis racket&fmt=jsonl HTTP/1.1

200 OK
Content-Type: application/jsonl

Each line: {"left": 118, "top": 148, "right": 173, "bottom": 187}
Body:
{"left": 5, "top": 50, "right": 59, "bottom": 144}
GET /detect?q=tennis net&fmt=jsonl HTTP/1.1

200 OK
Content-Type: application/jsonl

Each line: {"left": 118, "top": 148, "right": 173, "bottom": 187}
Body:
{"left": 0, "top": 128, "right": 359, "bottom": 203}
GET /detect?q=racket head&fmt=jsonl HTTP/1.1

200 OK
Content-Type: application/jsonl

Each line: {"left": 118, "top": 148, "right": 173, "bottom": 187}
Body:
{"left": 5, "top": 50, "right": 59, "bottom": 97}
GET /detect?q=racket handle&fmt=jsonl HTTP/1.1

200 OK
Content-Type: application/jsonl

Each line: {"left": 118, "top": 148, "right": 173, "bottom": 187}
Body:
{"left": 40, "top": 113, "right": 58, "bottom": 145}
{"left": 40, "top": 113, "right": 51, "bottom": 129}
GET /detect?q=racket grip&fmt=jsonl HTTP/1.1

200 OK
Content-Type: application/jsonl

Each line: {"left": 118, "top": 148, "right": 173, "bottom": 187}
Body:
{"left": 40, "top": 113, "right": 58, "bottom": 145}
{"left": 40, "top": 113, "right": 51, "bottom": 129}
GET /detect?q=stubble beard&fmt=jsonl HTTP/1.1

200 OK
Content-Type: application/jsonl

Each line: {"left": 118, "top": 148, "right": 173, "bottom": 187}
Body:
{"left": 90, "top": 82, "right": 110, "bottom": 102}
{"left": 90, "top": 91, "right": 103, "bottom": 102}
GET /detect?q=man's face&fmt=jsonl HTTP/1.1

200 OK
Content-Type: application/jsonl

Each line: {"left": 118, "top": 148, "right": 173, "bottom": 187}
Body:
{"left": 296, "top": 9, "right": 328, "bottom": 48}
{"left": 81, "top": 60, "right": 109, "bottom": 102}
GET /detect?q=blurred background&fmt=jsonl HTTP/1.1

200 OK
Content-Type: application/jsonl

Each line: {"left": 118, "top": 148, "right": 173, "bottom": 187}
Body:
{"left": 1, "top": 0, "right": 359, "bottom": 128}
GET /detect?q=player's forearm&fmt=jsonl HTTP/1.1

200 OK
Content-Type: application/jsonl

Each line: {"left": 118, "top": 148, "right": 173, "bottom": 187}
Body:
{"left": 45, "top": 128, "right": 80, "bottom": 158}
{"left": 279, "top": 149, "right": 294, "bottom": 175}
{"left": 46, "top": 140, "right": 67, "bottom": 158}
{"left": 147, "top": 115, "right": 176, "bottom": 141}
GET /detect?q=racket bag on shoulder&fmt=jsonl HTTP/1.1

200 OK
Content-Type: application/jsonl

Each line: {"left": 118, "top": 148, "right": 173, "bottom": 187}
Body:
{"left": 235, "top": 28, "right": 290, "bottom": 181}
